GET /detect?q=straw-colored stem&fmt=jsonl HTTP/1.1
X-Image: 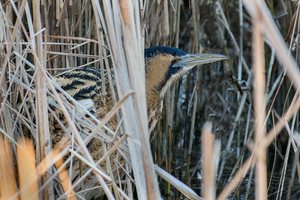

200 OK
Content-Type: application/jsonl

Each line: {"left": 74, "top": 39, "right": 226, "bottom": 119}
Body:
{"left": 201, "top": 122, "right": 216, "bottom": 200}
{"left": 32, "top": 0, "right": 53, "bottom": 199}
{"left": 252, "top": 2, "right": 267, "bottom": 198}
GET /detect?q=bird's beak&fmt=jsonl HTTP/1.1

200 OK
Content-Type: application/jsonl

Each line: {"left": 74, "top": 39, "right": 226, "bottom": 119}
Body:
{"left": 160, "top": 53, "right": 228, "bottom": 99}
{"left": 172, "top": 53, "right": 229, "bottom": 68}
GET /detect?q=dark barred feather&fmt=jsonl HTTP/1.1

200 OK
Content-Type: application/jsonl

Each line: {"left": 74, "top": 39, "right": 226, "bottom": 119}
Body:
{"left": 55, "top": 68, "right": 102, "bottom": 100}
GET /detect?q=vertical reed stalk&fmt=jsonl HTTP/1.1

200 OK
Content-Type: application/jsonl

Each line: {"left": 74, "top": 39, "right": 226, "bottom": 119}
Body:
{"left": 119, "top": 0, "right": 161, "bottom": 198}
{"left": 201, "top": 122, "right": 216, "bottom": 200}
{"left": 32, "top": 0, "right": 53, "bottom": 199}
{"left": 252, "top": 2, "right": 267, "bottom": 198}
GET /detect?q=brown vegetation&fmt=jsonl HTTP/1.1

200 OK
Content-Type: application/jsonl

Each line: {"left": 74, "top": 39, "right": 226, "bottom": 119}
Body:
{"left": 0, "top": 0, "right": 300, "bottom": 199}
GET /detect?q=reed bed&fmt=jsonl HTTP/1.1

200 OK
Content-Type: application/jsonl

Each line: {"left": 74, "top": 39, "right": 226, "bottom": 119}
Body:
{"left": 0, "top": 0, "right": 300, "bottom": 199}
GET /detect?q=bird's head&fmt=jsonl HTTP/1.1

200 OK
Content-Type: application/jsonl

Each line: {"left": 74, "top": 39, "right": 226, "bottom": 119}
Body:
{"left": 144, "top": 46, "right": 228, "bottom": 95}
{"left": 144, "top": 46, "right": 228, "bottom": 116}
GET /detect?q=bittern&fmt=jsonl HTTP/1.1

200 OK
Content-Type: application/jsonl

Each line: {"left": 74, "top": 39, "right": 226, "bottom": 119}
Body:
{"left": 52, "top": 46, "right": 228, "bottom": 199}
{"left": 55, "top": 46, "right": 228, "bottom": 125}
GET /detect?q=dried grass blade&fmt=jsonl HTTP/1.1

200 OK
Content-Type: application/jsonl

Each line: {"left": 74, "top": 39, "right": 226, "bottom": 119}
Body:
{"left": 154, "top": 165, "right": 202, "bottom": 200}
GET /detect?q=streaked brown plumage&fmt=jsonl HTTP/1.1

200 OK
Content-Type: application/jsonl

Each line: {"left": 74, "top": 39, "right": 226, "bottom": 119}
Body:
{"left": 51, "top": 46, "right": 228, "bottom": 199}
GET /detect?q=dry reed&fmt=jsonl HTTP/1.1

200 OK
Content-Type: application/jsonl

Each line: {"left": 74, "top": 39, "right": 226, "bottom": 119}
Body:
{"left": 1, "top": 0, "right": 300, "bottom": 199}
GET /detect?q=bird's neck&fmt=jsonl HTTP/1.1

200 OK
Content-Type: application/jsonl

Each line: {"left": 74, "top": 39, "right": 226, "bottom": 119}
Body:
{"left": 145, "top": 54, "right": 174, "bottom": 93}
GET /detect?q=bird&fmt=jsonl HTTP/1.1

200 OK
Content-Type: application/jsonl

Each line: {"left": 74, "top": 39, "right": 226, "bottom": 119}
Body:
{"left": 51, "top": 46, "right": 228, "bottom": 199}
{"left": 145, "top": 46, "right": 230, "bottom": 131}
{"left": 54, "top": 46, "right": 228, "bottom": 132}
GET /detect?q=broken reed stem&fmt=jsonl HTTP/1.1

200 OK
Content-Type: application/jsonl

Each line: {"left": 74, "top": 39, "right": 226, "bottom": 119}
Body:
{"left": 201, "top": 122, "right": 217, "bottom": 200}
{"left": 252, "top": 1, "right": 267, "bottom": 199}
{"left": 17, "top": 139, "right": 39, "bottom": 200}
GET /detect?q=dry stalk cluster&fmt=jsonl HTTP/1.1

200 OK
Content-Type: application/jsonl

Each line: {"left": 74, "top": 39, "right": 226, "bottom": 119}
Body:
{"left": 1, "top": 0, "right": 300, "bottom": 200}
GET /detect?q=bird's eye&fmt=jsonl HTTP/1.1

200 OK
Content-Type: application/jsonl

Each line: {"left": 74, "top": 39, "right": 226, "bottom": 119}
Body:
{"left": 170, "top": 58, "right": 180, "bottom": 68}
{"left": 168, "top": 58, "right": 182, "bottom": 76}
